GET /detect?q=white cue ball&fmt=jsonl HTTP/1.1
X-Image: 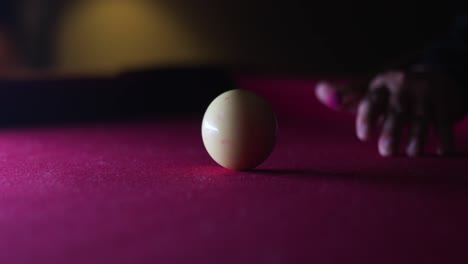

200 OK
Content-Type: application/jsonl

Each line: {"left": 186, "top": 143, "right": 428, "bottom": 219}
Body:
{"left": 202, "top": 89, "right": 277, "bottom": 170}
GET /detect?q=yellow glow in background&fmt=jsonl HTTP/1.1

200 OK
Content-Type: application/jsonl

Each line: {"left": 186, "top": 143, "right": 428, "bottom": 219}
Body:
{"left": 55, "top": 0, "right": 218, "bottom": 74}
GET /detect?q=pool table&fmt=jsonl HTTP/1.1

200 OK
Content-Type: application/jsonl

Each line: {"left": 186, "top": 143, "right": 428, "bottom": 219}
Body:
{"left": 1, "top": 67, "right": 468, "bottom": 264}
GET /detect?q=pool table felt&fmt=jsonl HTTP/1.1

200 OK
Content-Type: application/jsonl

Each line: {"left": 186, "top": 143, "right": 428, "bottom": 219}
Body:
{"left": 1, "top": 75, "right": 468, "bottom": 264}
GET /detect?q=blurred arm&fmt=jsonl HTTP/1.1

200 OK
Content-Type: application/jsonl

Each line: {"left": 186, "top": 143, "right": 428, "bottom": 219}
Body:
{"left": 416, "top": 16, "right": 468, "bottom": 112}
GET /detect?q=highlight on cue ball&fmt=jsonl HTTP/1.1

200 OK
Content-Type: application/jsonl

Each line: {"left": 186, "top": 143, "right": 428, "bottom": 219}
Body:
{"left": 201, "top": 89, "right": 277, "bottom": 171}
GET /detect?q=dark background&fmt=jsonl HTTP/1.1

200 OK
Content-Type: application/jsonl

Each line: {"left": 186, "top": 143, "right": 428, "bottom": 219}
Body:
{"left": 0, "top": 1, "right": 458, "bottom": 125}
{"left": 0, "top": 1, "right": 455, "bottom": 73}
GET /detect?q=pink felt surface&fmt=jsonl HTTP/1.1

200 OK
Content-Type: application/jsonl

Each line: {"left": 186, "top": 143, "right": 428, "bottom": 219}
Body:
{"left": 1, "top": 75, "right": 468, "bottom": 264}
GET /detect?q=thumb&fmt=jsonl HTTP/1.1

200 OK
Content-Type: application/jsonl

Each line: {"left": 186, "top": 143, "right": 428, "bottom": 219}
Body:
{"left": 315, "top": 79, "right": 368, "bottom": 112}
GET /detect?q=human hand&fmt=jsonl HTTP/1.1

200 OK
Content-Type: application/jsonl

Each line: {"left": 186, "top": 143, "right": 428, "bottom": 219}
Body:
{"left": 315, "top": 68, "right": 466, "bottom": 157}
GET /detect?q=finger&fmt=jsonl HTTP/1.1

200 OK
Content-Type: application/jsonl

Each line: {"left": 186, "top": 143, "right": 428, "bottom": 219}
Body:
{"left": 378, "top": 109, "right": 405, "bottom": 157}
{"left": 434, "top": 109, "right": 455, "bottom": 156}
{"left": 315, "top": 79, "right": 368, "bottom": 111}
{"left": 315, "top": 82, "right": 342, "bottom": 110}
{"left": 377, "top": 74, "right": 408, "bottom": 157}
{"left": 355, "top": 88, "right": 388, "bottom": 141}
{"left": 406, "top": 115, "right": 430, "bottom": 157}
{"left": 406, "top": 98, "right": 430, "bottom": 157}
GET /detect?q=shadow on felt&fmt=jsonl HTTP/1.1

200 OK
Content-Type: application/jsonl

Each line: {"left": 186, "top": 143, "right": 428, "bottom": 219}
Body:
{"left": 253, "top": 163, "right": 468, "bottom": 193}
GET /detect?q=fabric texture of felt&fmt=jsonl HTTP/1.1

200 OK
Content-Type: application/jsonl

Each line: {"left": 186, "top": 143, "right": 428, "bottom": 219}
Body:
{"left": 1, "top": 75, "right": 468, "bottom": 263}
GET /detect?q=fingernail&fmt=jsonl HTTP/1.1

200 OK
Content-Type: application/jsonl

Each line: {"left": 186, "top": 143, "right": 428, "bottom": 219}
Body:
{"left": 315, "top": 82, "right": 329, "bottom": 103}
{"left": 357, "top": 122, "right": 368, "bottom": 141}
{"left": 315, "top": 82, "right": 340, "bottom": 110}
{"left": 406, "top": 139, "right": 420, "bottom": 157}
{"left": 379, "top": 136, "right": 393, "bottom": 157}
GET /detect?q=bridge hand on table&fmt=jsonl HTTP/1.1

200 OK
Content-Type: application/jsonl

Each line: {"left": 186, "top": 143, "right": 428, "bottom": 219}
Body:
{"left": 315, "top": 69, "right": 466, "bottom": 157}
